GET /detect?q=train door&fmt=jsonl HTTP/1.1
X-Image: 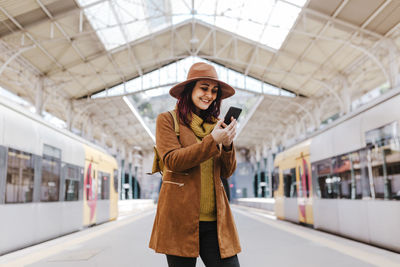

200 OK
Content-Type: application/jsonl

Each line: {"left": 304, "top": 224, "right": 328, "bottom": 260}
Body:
{"left": 296, "top": 153, "right": 314, "bottom": 225}
{"left": 83, "top": 160, "right": 98, "bottom": 226}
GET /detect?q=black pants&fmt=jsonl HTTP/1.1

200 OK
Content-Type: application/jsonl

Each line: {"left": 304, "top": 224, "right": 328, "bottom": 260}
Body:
{"left": 166, "top": 221, "right": 240, "bottom": 267}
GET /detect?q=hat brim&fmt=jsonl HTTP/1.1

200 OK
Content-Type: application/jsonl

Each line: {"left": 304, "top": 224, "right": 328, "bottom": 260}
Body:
{"left": 169, "top": 77, "right": 235, "bottom": 99}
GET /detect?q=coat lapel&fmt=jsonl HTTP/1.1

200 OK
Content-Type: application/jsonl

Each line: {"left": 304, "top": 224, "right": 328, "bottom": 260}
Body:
{"left": 179, "top": 122, "right": 199, "bottom": 146}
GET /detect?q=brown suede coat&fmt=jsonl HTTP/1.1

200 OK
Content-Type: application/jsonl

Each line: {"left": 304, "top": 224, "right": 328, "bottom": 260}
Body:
{"left": 149, "top": 111, "right": 241, "bottom": 258}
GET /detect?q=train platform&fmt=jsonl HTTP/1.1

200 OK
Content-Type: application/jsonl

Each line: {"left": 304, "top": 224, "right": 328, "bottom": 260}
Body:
{"left": 1, "top": 205, "right": 399, "bottom": 267}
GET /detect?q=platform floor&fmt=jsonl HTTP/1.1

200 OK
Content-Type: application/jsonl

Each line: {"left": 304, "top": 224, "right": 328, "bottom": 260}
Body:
{"left": 1, "top": 205, "right": 399, "bottom": 267}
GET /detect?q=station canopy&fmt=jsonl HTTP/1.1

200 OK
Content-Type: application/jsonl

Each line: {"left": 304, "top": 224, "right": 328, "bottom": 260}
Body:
{"left": 0, "top": 0, "right": 399, "bottom": 152}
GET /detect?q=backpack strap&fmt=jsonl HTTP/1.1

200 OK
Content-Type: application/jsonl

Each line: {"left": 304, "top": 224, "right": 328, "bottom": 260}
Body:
{"left": 147, "top": 110, "right": 180, "bottom": 175}
{"left": 168, "top": 110, "right": 180, "bottom": 136}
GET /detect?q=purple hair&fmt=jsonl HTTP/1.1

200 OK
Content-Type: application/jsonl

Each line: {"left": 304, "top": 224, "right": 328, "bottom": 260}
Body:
{"left": 176, "top": 81, "right": 222, "bottom": 127}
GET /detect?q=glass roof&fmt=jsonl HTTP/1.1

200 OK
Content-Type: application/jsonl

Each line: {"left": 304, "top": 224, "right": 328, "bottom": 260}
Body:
{"left": 92, "top": 56, "right": 295, "bottom": 98}
{"left": 77, "top": 0, "right": 307, "bottom": 51}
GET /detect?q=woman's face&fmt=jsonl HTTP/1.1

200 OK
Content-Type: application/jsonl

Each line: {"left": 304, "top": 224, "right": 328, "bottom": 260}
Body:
{"left": 191, "top": 79, "right": 219, "bottom": 112}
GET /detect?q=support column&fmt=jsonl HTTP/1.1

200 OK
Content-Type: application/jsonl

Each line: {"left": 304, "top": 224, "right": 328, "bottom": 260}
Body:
{"left": 382, "top": 149, "right": 390, "bottom": 200}
{"left": 111, "top": 139, "right": 117, "bottom": 156}
{"left": 134, "top": 165, "right": 138, "bottom": 199}
{"left": 128, "top": 153, "right": 133, "bottom": 199}
{"left": 268, "top": 149, "right": 274, "bottom": 198}
{"left": 262, "top": 144, "right": 269, "bottom": 198}
{"left": 100, "top": 133, "right": 107, "bottom": 147}
{"left": 340, "top": 76, "right": 352, "bottom": 115}
{"left": 35, "top": 77, "right": 44, "bottom": 115}
{"left": 120, "top": 146, "right": 126, "bottom": 200}
{"left": 120, "top": 158, "right": 125, "bottom": 200}
{"left": 133, "top": 150, "right": 141, "bottom": 199}
{"left": 255, "top": 146, "right": 261, "bottom": 198}
{"left": 66, "top": 99, "right": 74, "bottom": 131}
{"left": 270, "top": 144, "right": 279, "bottom": 198}
{"left": 350, "top": 154, "right": 356, "bottom": 200}
{"left": 85, "top": 116, "right": 93, "bottom": 141}
{"left": 313, "top": 104, "right": 322, "bottom": 130}
{"left": 367, "top": 149, "right": 376, "bottom": 199}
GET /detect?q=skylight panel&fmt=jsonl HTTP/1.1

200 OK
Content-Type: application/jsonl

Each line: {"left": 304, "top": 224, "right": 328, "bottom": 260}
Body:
{"left": 240, "top": 0, "right": 273, "bottom": 24}
{"left": 83, "top": 1, "right": 125, "bottom": 50}
{"left": 140, "top": 0, "right": 170, "bottom": 33}
{"left": 113, "top": 1, "right": 146, "bottom": 23}
{"left": 215, "top": 16, "right": 237, "bottom": 34}
{"left": 263, "top": 83, "right": 279, "bottom": 95}
{"left": 78, "top": 0, "right": 99, "bottom": 6}
{"left": 213, "top": 0, "right": 304, "bottom": 50}
{"left": 171, "top": 0, "right": 192, "bottom": 24}
{"left": 215, "top": 0, "right": 241, "bottom": 33}
{"left": 79, "top": 0, "right": 305, "bottom": 51}
{"left": 126, "top": 77, "right": 141, "bottom": 93}
{"left": 237, "top": 19, "right": 264, "bottom": 42}
{"left": 108, "top": 83, "right": 125, "bottom": 96}
{"left": 110, "top": 0, "right": 151, "bottom": 44}
{"left": 245, "top": 76, "right": 262, "bottom": 94}
{"left": 125, "top": 20, "right": 149, "bottom": 43}
{"left": 216, "top": 0, "right": 244, "bottom": 18}
{"left": 261, "top": 25, "right": 289, "bottom": 50}
{"left": 261, "top": 1, "right": 302, "bottom": 49}
{"left": 270, "top": 1, "right": 302, "bottom": 30}
{"left": 194, "top": 0, "right": 216, "bottom": 25}
{"left": 285, "top": 0, "right": 308, "bottom": 7}
{"left": 97, "top": 27, "right": 126, "bottom": 50}
{"left": 92, "top": 56, "right": 294, "bottom": 99}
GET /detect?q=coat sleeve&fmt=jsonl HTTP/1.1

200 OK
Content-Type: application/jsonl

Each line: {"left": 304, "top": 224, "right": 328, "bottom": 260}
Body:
{"left": 156, "top": 112, "right": 220, "bottom": 172}
{"left": 220, "top": 144, "right": 237, "bottom": 179}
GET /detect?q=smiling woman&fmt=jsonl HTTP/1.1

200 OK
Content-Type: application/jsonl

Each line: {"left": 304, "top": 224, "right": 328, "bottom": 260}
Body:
{"left": 149, "top": 62, "right": 241, "bottom": 267}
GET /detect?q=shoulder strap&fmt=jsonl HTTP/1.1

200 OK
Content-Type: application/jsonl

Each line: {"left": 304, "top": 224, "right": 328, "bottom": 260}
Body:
{"left": 168, "top": 110, "right": 180, "bottom": 136}
{"left": 148, "top": 111, "right": 180, "bottom": 176}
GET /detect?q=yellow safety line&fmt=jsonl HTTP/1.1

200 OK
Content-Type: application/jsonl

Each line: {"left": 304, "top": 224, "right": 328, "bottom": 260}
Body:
{"left": 233, "top": 207, "right": 399, "bottom": 267}
{"left": 0, "top": 210, "right": 155, "bottom": 267}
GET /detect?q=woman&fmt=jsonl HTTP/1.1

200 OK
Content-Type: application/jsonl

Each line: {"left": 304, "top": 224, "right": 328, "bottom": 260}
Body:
{"left": 149, "top": 62, "right": 241, "bottom": 267}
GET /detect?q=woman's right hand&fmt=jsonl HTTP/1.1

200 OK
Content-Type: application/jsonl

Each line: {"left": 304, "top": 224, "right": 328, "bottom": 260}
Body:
{"left": 211, "top": 118, "right": 237, "bottom": 145}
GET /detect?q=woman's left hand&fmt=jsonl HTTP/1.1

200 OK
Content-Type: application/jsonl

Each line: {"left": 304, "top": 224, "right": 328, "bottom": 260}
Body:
{"left": 221, "top": 117, "right": 237, "bottom": 148}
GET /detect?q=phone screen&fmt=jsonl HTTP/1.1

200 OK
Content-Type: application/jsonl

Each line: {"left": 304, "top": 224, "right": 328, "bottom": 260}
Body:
{"left": 224, "top": 107, "right": 242, "bottom": 125}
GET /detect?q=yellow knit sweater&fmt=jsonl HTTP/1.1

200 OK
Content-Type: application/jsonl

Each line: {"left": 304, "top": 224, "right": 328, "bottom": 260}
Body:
{"left": 190, "top": 113, "right": 217, "bottom": 221}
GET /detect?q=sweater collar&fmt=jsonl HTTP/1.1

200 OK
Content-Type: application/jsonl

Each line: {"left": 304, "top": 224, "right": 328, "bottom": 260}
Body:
{"left": 190, "top": 112, "right": 217, "bottom": 138}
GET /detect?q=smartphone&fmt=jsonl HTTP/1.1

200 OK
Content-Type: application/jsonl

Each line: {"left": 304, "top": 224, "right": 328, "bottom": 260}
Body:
{"left": 223, "top": 106, "right": 242, "bottom": 125}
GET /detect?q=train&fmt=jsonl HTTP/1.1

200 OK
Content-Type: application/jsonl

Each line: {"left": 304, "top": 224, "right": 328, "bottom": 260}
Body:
{"left": 273, "top": 89, "right": 400, "bottom": 253}
{"left": 0, "top": 96, "right": 119, "bottom": 255}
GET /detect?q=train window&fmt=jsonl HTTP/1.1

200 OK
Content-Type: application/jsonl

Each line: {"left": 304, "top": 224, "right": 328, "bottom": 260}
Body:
{"left": 365, "top": 122, "right": 400, "bottom": 200}
{"left": 97, "top": 171, "right": 102, "bottom": 199}
{"left": 113, "top": 169, "right": 119, "bottom": 193}
{"left": 315, "top": 152, "right": 362, "bottom": 199}
{"left": 65, "top": 180, "right": 79, "bottom": 201}
{"left": 368, "top": 144, "right": 400, "bottom": 200}
{"left": 272, "top": 167, "right": 279, "bottom": 192}
{"left": 101, "top": 172, "right": 110, "bottom": 200}
{"left": 5, "top": 148, "right": 34, "bottom": 203}
{"left": 65, "top": 165, "right": 80, "bottom": 201}
{"left": 290, "top": 168, "right": 296, "bottom": 197}
{"left": 41, "top": 155, "right": 61, "bottom": 202}
{"left": 315, "top": 159, "right": 336, "bottom": 199}
{"left": 283, "top": 168, "right": 296, "bottom": 198}
{"left": 332, "top": 153, "right": 362, "bottom": 199}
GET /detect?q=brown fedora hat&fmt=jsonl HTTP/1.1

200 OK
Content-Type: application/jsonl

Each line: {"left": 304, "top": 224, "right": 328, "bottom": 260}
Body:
{"left": 169, "top": 62, "right": 235, "bottom": 99}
